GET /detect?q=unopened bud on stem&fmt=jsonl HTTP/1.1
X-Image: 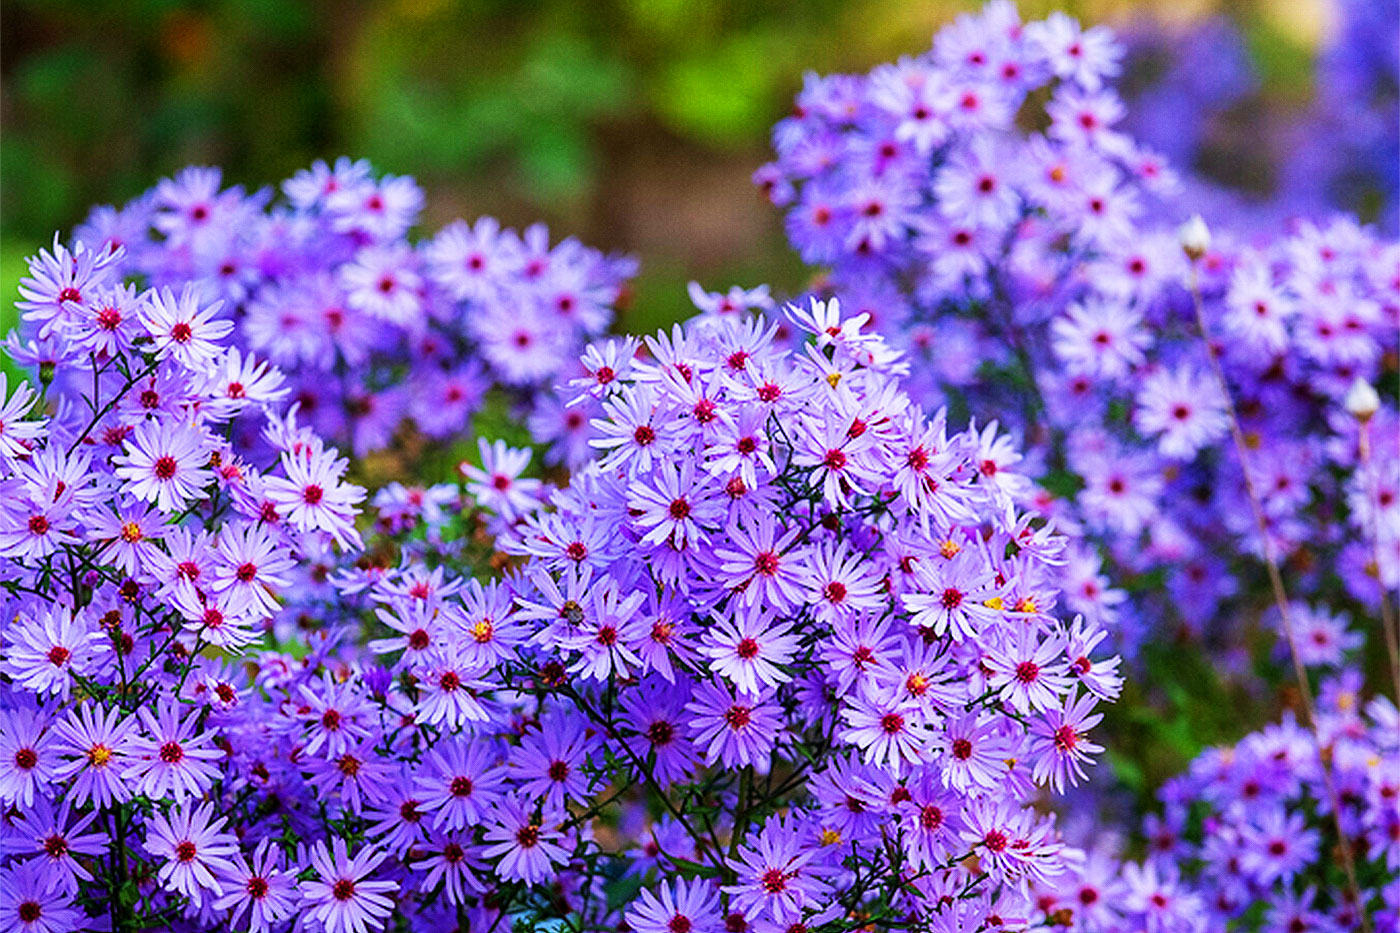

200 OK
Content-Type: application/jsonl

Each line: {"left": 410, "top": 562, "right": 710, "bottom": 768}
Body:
{"left": 1178, "top": 215, "right": 1211, "bottom": 261}
{"left": 1344, "top": 377, "right": 1380, "bottom": 421}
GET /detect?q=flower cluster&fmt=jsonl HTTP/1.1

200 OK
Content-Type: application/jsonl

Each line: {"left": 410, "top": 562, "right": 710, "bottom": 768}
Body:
{"left": 3, "top": 3, "right": 1396, "bottom": 930}
{"left": 64, "top": 158, "right": 635, "bottom": 458}
{"left": 1, "top": 239, "right": 370, "bottom": 929}
{"left": 2, "top": 279, "right": 1126, "bottom": 930}
{"left": 1036, "top": 646, "right": 1398, "bottom": 933}
{"left": 755, "top": 0, "right": 1400, "bottom": 655}
{"left": 480, "top": 298, "right": 1126, "bottom": 930}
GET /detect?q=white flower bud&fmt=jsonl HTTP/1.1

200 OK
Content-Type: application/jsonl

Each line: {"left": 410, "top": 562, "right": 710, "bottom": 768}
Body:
{"left": 1344, "top": 376, "right": 1380, "bottom": 421}
{"left": 1178, "top": 215, "right": 1211, "bottom": 260}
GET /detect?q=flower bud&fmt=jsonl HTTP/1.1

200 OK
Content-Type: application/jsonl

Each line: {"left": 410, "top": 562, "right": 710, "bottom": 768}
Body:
{"left": 1178, "top": 215, "right": 1211, "bottom": 261}
{"left": 1344, "top": 376, "right": 1380, "bottom": 421}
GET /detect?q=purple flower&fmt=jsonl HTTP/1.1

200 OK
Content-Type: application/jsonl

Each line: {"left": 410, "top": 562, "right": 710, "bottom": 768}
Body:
{"left": 6, "top": 795, "right": 108, "bottom": 894}
{"left": 685, "top": 679, "right": 782, "bottom": 772}
{"left": 508, "top": 713, "right": 597, "bottom": 809}
{"left": 301, "top": 837, "right": 398, "bottom": 933}
{"left": 416, "top": 738, "right": 506, "bottom": 830}
{"left": 213, "top": 839, "right": 300, "bottom": 933}
{"left": 460, "top": 439, "right": 540, "bottom": 521}
{"left": 123, "top": 698, "right": 223, "bottom": 801}
{"left": 481, "top": 794, "right": 570, "bottom": 885}
{"left": 51, "top": 702, "right": 136, "bottom": 808}
{"left": 625, "top": 877, "right": 721, "bottom": 933}
{"left": 840, "top": 693, "right": 931, "bottom": 772}
{"left": 713, "top": 514, "right": 808, "bottom": 613}
{"left": 1027, "top": 690, "right": 1104, "bottom": 792}
{"left": 1133, "top": 365, "right": 1229, "bottom": 460}
{"left": 722, "top": 813, "right": 829, "bottom": 925}
{"left": 699, "top": 607, "right": 799, "bottom": 695}
{"left": 1, "top": 607, "right": 98, "bottom": 701}
{"left": 264, "top": 445, "right": 365, "bottom": 549}
{"left": 140, "top": 283, "right": 233, "bottom": 369}
{"left": 143, "top": 800, "right": 239, "bottom": 900}
{"left": 0, "top": 858, "right": 83, "bottom": 933}
{"left": 113, "top": 418, "right": 214, "bottom": 513}
{"left": 0, "top": 374, "right": 45, "bottom": 461}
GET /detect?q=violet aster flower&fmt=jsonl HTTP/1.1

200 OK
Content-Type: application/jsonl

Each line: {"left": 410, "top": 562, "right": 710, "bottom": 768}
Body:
{"left": 264, "top": 444, "right": 366, "bottom": 548}
{"left": 417, "top": 829, "right": 486, "bottom": 906}
{"left": 340, "top": 244, "right": 423, "bottom": 324}
{"left": 723, "top": 813, "right": 829, "bottom": 925}
{"left": 903, "top": 549, "right": 1003, "bottom": 643}
{"left": 296, "top": 673, "right": 375, "bottom": 759}
{"left": 6, "top": 795, "right": 109, "bottom": 894}
{"left": 840, "top": 693, "right": 931, "bottom": 771}
{"left": 508, "top": 712, "right": 597, "bottom": 808}
{"left": 85, "top": 500, "right": 170, "bottom": 576}
{"left": 15, "top": 237, "right": 120, "bottom": 338}
{"left": 0, "top": 373, "right": 45, "bottom": 461}
{"left": 2, "top": 606, "right": 98, "bottom": 701}
{"left": 140, "top": 283, "right": 233, "bottom": 369}
{"left": 935, "top": 710, "right": 1011, "bottom": 794}
{"left": 50, "top": 702, "right": 136, "bottom": 808}
{"left": 1133, "top": 365, "right": 1229, "bottom": 460}
{"left": 629, "top": 459, "right": 724, "bottom": 551}
{"left": 460, "top": 439, "right": 541, "bottom": 521}
{"left": 685, "top": 679, "right": 783, "bottom": 772}
{"left": 1239, "top": 807, "right": 1319, "bottom": 887}
{"left": 211, "top": 520, "right": 297, "bottom": 618}
{"left": 0, "top": 859, "right": 83, "bottom": 933}
{"left": 985, "top": 625, "right": 1072, "bottom": 714}
{"left": 699, "top": 606, "right": 799, "bottom": 695}
{"left": 625, "top": 877, "right": 721, "bottom": 933}
{"left": 802, "top": 541, "right": 884, "bottom": 625}
{"left": 591, "top": 384, "right": 677, "bottom": 473}
{"left": 113, "top": 418, "right": 214, "bottom": 513}
{"left": 0, "top": 709, "right": 58, "bottom": 808}
{"left": 124, "top": 697, "right": 223, "bottom": 801}
{"left": 214, "top": 839, "right": 300, "bottom": 933}
{"left": 170, "top": 584, "right": 258, "bottom": 649}
{"left": 713, "top": 514, "right": 808, "bottom": 613}
{"left": 619, "top": 679, "right": 702, "bottom": 786}
{"left": 481, "top": 795, "right": 570, "bottom": 885}
{"left": 1027, "top": 689, "right": 1105, "bottom": 792}
{"left": 0, "top": 488, "right": 80, "bottom": 562}
{"left": 416, "top": 737, "right": 506, "bottom": 831}
{"left": 301, "top": 837, "right": 398, "bottom": 933}
{"left": 143, "top": 800, "right": 240, "bottom": 900}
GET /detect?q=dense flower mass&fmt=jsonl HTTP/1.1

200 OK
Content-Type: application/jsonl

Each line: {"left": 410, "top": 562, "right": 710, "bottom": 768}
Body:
{"left": 1, "top": 3, "right": 1398, "bottom": 932}
{"left": 1039, "top": 660, "right": 1399, "bottom": 933}
{"left": 63, "top": 158, "right": 635, "bottom": 459}
{"left": 0, "top": 223, "right": 1126, "bottom": 928}
{"left": 755, "top": 0, "right": 1400, "bottom": 657}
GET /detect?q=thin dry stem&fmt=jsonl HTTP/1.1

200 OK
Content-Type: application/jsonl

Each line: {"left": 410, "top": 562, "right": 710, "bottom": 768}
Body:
{"left": 1357, "top": 420, "right": 1400, "bottom": 701}
{"left": 1188, "top": 269, "right": 1371, "bottom": 931}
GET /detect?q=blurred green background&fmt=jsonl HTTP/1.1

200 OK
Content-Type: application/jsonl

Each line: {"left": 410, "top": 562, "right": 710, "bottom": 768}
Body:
{"left": 0, "top": 0, "right": 1330, "bottom": 337}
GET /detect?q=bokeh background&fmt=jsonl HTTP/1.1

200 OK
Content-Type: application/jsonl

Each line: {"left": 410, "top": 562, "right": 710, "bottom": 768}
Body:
{"left": 1, "top": 0, "right": 1381, "bottom": 338}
